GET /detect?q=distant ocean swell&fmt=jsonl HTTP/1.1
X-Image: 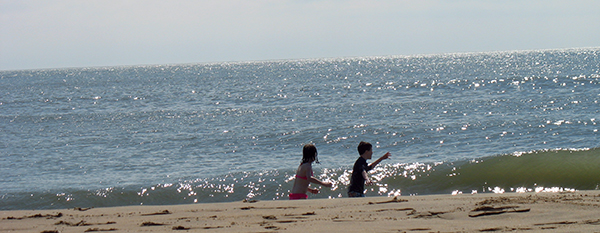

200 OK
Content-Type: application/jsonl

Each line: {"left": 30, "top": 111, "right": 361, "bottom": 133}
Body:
{"left": 2, "top": 148, "right": 598, "bottom": 210}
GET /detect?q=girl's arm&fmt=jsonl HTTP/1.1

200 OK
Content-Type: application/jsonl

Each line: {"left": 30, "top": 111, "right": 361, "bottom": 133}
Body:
{"left": 306, "top": 164, "right": 332, "bottom": 187}
{"left": 309, "top": 177, "right": 332, "bottom": 187}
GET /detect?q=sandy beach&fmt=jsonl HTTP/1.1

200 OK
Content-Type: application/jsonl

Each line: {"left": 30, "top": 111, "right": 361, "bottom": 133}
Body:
{"left": 2, "top": 191, "right": 599, "bottom": 232}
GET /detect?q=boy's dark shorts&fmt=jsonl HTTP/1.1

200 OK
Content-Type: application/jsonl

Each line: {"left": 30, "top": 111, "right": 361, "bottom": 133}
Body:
{"left": 347, "top": 191, "right": 365, "bottom": 197}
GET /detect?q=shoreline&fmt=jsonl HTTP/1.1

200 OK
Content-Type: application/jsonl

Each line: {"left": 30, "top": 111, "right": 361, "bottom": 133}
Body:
{"left": 2, "top": 191, "right": 600, "bottom": 232}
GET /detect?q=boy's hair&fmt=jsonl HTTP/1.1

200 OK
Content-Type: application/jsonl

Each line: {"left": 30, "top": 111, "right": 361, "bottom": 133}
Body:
{"left": 357, "top": 141, "right": 372, "bottom": 155}
{"left": 302, "top": 144, "right": 318, "bottom": 163}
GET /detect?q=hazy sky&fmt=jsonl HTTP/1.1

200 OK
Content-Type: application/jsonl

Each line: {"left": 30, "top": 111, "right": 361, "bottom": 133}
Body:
{"left": 1, "top": 0, "right": 599, "bottom": 71}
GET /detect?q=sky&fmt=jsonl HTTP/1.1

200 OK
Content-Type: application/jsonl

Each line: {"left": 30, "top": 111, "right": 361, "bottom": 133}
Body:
{"left": 1, "top": 0, "right": 599, "bottom": 71}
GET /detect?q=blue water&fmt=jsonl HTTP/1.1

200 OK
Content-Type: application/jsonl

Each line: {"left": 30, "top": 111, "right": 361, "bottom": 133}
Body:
{"left": 1, "top": 48, "right": 599, "bottom": 210}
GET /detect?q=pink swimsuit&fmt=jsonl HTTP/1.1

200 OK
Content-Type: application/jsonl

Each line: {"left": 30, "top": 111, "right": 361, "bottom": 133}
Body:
{"left": 289, "top": 171, "right": 313, "bottom": 199}
{"left": 295, "top": 170, "right": 313, "bottom": 180}
{"left": 289, "top": 193, "right": 308, "bottom": 200}
{"left": 295, "top": 175, "right": 308, "bottom": 180}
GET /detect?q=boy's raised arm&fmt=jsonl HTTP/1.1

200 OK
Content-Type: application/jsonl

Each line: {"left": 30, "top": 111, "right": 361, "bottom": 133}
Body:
{"left": 369, "top": 152, "right": 391, "bottom": 168}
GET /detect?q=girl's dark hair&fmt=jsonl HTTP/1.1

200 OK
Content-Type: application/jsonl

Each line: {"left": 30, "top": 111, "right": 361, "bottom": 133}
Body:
{"left": 357, "top": 141, "right": 372, "bottom": 155}
{"left": 302, "top": 144, "right": 318, "bottom": 164}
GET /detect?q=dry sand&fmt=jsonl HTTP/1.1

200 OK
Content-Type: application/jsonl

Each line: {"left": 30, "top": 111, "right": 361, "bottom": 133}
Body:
{"left": 2, "top": 191, "right": 600, "bottom": 232}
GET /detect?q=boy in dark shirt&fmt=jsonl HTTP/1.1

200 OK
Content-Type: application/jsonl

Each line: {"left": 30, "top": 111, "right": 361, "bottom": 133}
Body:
{"left": 348, "top": 141, "right": 391, "bottom": 197}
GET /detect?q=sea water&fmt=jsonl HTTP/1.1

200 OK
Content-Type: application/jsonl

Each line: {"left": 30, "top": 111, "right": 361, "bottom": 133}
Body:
{"left": 1, "top": 48, "right": 599, "bottom": 210}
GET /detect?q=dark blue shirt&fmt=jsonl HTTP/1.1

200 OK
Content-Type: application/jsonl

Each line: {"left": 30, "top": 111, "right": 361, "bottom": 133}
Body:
{"left": 348, "top": 157, "right": 373, "bottom": 193}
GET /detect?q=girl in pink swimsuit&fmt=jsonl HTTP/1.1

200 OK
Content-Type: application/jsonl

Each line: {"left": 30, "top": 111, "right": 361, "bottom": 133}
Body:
{"left": 289, "top": 144, "right": 333, "bottom": 200}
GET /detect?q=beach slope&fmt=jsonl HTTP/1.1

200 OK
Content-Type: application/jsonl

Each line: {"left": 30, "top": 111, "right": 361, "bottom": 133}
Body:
{"left": 2, "top": 191, "right": 600, "bottom": 232}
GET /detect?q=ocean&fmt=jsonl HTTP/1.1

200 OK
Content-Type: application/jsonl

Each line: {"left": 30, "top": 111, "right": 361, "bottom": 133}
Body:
{"left": 1, "top": 48, "right": 599, "bottom": 210}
